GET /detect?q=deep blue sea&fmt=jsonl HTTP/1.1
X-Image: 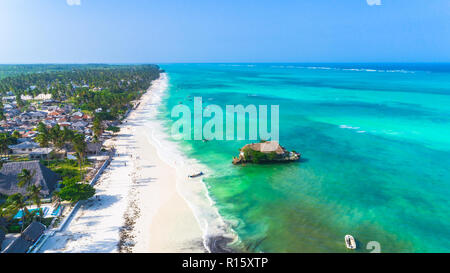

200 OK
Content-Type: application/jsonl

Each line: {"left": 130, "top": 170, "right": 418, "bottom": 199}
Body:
{"left": 158, "top": 63, "right": 450, "bottom": 252}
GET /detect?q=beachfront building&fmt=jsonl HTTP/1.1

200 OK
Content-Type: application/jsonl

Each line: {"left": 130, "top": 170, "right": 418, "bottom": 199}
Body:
{"left": 1, "top": 222, "right": 46, "bottom": 253}
{"left": 0, "top": 161, "right": 61, "bottom": 197}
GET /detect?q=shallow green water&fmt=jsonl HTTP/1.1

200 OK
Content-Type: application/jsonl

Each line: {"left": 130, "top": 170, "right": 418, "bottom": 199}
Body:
{"left": 158, "top": 63, "right": 450, "bottom": 252}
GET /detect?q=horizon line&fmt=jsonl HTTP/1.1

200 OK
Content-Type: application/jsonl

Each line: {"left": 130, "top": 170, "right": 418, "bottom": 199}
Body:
{"left": 1, "top": 62, "right": 450, "bottom": 65}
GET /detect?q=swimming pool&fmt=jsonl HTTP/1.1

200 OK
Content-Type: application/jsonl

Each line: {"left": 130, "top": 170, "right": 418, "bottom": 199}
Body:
{"left": 50, "top": 205, "right": 62, "bottom": 216}
{"left": 13, "top": 207, "right": 49, "bottom": 219}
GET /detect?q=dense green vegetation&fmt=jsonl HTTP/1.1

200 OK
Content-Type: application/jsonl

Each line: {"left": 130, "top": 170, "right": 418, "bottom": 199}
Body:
{"left": 106, "top": 125, "right": 120, "bottom": 133}
{"left": 0, "top": 132, "right": 18, "bottom": 160}
{"left": 0, "top": 64, "right": 161, "bottom": 119}
{"left": 43, "top": 159, "right": 91, "bottom": 184}
{"left": 57, "top": 180, "right": 95, "bottom": 204}
{"left": 242, "top": 147, "right": 278, "bottom": 163}
{"left": 0, "top": 64, "right": 129, "bottom": 80}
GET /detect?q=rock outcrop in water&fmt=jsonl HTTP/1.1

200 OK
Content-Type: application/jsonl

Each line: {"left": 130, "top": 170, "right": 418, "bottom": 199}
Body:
{"left": 232, "top": 141, "right": 300, "bottom": 165}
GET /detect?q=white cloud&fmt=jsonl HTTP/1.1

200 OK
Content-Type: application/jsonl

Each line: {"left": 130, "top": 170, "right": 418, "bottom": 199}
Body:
{"left": 366, "top": 0, "right": 381, "bottom": 6}
{"left": 67, "top": 0, "right": 81, "bottom": 6}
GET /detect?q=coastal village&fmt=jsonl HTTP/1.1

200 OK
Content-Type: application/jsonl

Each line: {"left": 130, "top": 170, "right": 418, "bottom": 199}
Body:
{"left": 1, "top": 93, "right": 116, "bottom": 159}
{"left": 0, "top": 65, "right": 161, "bottom": 253}
{"left": 0, "top": 92, "right": 121, "bottom": 253}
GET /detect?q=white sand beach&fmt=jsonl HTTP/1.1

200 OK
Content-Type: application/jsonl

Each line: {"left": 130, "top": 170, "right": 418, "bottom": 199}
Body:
{"left": 39, "top": 74, "right": 208, "bottom": 253}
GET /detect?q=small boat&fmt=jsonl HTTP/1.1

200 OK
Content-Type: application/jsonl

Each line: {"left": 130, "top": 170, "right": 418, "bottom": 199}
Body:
{"left": 188, "top": 171, "right": 204, "bottom": 178}
{"left": 202, "top": 138, "right": 209, "bottom": 143}
{"left": 345, "top": 234, "right": 357, "bottom": 249}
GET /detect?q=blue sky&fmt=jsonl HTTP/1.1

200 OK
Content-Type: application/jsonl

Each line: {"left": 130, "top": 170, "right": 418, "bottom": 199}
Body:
{"left": 0, "top": 0, "right": 449, "bottom": 63}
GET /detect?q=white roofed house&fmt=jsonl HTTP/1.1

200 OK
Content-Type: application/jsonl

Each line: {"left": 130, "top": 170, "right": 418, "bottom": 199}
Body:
{"left": 72, "top": 111, "right": 83, "bottom": 118}
{"left": 32, "top": 93, "right": 52, "bottom": 101}
{"left": 8, "top": 141, "right": 40, "bottom": 155}
{"left": 19, "top": 93, "right": 52, "bottom": 101}
{"left": 19, "top": 95, "right": 33, "bottom": 101}
{"left": 8, "top": 141, "right": 54, "bottom": 159}
{"left": 28, "top": 148, "right": 54, "bottom": 160}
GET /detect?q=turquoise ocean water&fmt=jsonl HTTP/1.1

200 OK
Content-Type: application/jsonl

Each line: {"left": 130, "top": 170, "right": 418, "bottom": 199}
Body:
{"left": 157, "top": 63, "right": 450, "bottom": 252}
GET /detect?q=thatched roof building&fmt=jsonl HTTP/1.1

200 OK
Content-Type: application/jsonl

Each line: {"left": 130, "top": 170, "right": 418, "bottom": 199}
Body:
{"left": 233, "top": 141, "right": 300, "bottom": 165}
{"left": 0, "top": 161, "right": 61, "bottom": 197}
{"left": 241, "top": 141, "right": 286, "bottom": 155}
{"left": 2, "top": 222, "right": 46, "bottom": 253}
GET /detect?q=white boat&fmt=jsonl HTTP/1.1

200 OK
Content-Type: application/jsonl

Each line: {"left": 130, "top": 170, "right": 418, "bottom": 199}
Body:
{"left": 345, "top": 234, "right": 357, "bottom": 249}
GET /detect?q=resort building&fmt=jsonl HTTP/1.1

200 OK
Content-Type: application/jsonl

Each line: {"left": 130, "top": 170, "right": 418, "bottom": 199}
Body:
{"left": 240, "top": 141, "right": 286, "bottom": 156}
{"left": 0, "top": 161, "right": 61, "bottom": 197}
{"left": 1, "top": 222, "right": 46, "bottom": 253}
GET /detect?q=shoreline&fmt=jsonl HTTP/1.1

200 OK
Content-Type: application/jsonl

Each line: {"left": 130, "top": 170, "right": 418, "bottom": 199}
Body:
{"left": 39, "top": 72, "right": 236, "bottom": 253}
{"left": 124, "top": 73, "right": 207, "bottom": 252}
{"left": 136, "top": 74, "right": 237, "bottom": 252}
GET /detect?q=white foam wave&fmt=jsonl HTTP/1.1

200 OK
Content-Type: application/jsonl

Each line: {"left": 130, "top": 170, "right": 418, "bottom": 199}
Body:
{"left": 140, "top": 73, "right": 238, "bottom": 252}
{"left": 271, "top": 65, "right": 417, "bottom": 74}
{"left": 339, "top": 124, "right": 369, "bottom": 134}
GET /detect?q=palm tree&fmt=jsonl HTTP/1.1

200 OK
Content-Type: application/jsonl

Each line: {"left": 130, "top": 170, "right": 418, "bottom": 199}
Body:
{"left": 93, "top": 117, "right": 103, "bottom": 138}
{"left": 63, "top": 127, "right": 75, "bottom": 143}
{"left": 49, "top": 124, "right": 65, "bottom": 150}
{"left": 15, "top": 94, "right": 24, "bottom": 110}
{"left": 17, "top": 168, "right": 35, "bottom": 188}
{"left": 27, "top": 185, "right": 42, "bottom": 222}
{"left": 0, "top": 134, "right": 9, "bottom": 159}
{"left": 72, "top": 134, "right": 87, "bottom": 180}
{"left": 36, "top": 122, "right": 50, "bottom": 147}
{"left": 6, "top": 193, "right": 28, "bottom": 233}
